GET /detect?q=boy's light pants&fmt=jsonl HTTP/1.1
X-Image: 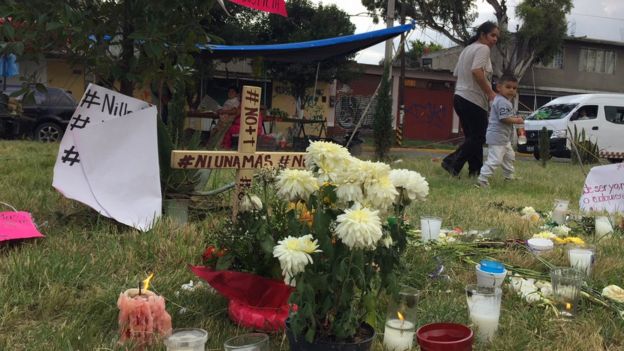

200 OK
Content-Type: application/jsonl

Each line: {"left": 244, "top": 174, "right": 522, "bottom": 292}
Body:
{"left": 478, "top": 143, "right": 515, "bottom": 183}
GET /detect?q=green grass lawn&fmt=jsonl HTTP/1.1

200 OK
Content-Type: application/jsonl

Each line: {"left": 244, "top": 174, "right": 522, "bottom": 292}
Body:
{"left": 1, "top": 140, "right": 623, "bottom": 350}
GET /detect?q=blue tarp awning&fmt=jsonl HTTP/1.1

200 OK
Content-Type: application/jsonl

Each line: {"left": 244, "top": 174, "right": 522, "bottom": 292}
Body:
{"left": 197, "top": 23, "right": 414, "bottom": 62}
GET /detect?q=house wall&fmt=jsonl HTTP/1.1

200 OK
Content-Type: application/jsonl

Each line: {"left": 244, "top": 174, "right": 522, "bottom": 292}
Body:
{"left": 46, "top": 59, "right": 87, "bottom": 100}
{"left": 521, "top": 41, "right": 624, "bottom": 94}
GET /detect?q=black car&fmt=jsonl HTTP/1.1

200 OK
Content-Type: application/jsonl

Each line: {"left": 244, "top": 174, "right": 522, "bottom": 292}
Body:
{"left": 0, "top": 85, "right": 77, "bottom": 142}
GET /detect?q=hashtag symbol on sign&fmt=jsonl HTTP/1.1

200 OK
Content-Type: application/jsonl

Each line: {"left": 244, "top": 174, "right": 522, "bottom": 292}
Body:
{"left": 278, "top": 156, "right": 290, "bottom": 167}
{"left": 245, "top": 90, "right": 260, "bottom": 104}
{"left": 239, "top": 177, "right": 252, "bottom": 188}
{"left": 70, "top": 114, "right": 91, "bottom": 130}
{"left": 61, "top": 146, "right": 80, "bottom": 166}
{"left": 80, "top": 89, "right": 101, "bottom": 108}
{"left": 177, "top": 155, "right": 195, "bottom": 169}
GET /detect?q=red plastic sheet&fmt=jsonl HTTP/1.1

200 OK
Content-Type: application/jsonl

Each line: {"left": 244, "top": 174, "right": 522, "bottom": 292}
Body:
{"left": 189, "top": 266, "right": 293, "bottom": 331}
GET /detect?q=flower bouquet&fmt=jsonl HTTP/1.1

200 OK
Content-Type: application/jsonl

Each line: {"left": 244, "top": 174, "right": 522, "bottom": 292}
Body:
{"left": 268, "top": 141, "right": 429, "bottom": 347}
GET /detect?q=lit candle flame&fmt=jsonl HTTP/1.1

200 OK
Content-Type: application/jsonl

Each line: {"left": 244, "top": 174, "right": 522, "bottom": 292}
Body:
{"left": 143, "top": 273, "right": 154, "bottom": 292}
{"left": 565, "top": 303, "right": 572, "bottom": 310}
{"left": 397, "top": 311, "right": 404, "bottom": 321}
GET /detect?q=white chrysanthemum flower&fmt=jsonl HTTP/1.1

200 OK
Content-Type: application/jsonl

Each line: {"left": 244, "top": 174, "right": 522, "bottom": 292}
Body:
{"left": 521, "top": 207, "right": 536, "bottom": 216}
{"left": 552, "top": 225, "right": 571, "bottom": 236}
{"left": 335, "top": 205, "right": 383, "bottom": 249}
{"left": 389, "top": 169, "right": 429, "bottom": 202}
{"left": 381, "top": 235, "right": 394, "bottom": 248}
{"left": 239, "top": 194, "right": 263, "bottom": 212}
{"left": 602, "top": 285, "right": 624, "bottom": 303}
{"left": 335, "top": 181, "right": 364, "bottom": 203}
{"left": 365, "top": 176, "right": 398, "bottom": 210}
{"left": 359, "top": 160, "right": 392, "bottom": 187}
{"left": 275, "top": 169, "right": 319, "bottom": 202}
{"left": 535, "top": 280, "right": 553, "bottom": 298}
{"left": 273, "top": 235, "right": 321, "bottom": 286}
{"left": 305, "top": 141, "right": 352, "bottom": 180}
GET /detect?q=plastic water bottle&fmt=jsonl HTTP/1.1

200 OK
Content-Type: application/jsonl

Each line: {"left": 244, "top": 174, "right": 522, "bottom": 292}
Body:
{"left": 517, "top": 127, "right": 527, "bottom": 145}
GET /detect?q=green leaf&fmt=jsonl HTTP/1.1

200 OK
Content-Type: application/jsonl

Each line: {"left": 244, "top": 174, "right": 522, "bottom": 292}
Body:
{"left": 45, "top": 22, "right": 64, "bottom": 31}
{"left": 215, "top": 254, "right": 234, "bottom": 270}
{"left": 260, "top": 236, "right": 275, "bottom": 254}
{"left": 305, "top": 327, "right": 315, "bottom": 343}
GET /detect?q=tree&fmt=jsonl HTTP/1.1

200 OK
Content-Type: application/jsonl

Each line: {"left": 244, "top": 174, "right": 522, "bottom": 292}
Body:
{"left": 373, "top": 64, "right": 393, "bottom": 160}
{"left": 362, "top": 0, "right": 572, "bottom": 80}
{"left": 405, "top": 40, "right": 443, "bottom": 68}
{"left": 1, "top": 0, "right": 219, "bottom": 97}
{"left": 252, "top": 0, "right": 356, "bottom": 111}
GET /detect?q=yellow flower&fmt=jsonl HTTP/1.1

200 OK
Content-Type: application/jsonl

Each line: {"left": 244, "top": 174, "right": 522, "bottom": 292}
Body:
{"left": 553, "top": 237, "right": 567, "bottom": 244}
{"left": 533, "top": 231, "right": 557, "bottom": 240}
{"left": 566, "top": 237, "right": 585, "bottom": 245}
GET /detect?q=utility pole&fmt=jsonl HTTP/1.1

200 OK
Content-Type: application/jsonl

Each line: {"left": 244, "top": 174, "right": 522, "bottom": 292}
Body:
{"left": 397, "top": 2, "right": 406, "bottom": 147}
{"left": 384, "top": 0, "right": 395, "bottom": 65}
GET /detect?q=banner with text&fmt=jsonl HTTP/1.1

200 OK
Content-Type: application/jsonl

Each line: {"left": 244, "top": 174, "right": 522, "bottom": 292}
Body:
{"left": 228, "top": 0, "right": 287, "bottom": 17}
{"left": 580, "top": 163, "right": 624, "bottom": 213}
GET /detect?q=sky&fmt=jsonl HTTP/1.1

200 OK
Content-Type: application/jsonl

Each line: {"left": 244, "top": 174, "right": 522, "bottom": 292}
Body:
{"left": 309, "top": 0, "right": 624, "bottom": 65}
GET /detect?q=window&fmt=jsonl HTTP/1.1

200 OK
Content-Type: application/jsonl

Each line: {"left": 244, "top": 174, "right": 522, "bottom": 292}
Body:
{"left": 570, "top": 105, "right": 598, "bottom": 121}
{"left": 579, "top": 48, "right": 616, "bottom": 74}
{"left": 605, "top": 106, "right": 624, "bottom": 124}
{"left": 536, "top": 50, "right": 564, "bottom": 69}
{"left": 526, "top": 103, "right": 578, "bottom": 120}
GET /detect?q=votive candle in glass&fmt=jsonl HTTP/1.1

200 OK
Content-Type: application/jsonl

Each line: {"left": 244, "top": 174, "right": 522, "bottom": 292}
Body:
{"left": 383, "top": 287, "right": 419, "bottom": 351}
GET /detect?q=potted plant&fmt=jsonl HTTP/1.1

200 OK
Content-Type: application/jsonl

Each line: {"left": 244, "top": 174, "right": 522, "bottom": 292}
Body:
{"left": 268, "top": 141, "right": 429, "bottom": 349}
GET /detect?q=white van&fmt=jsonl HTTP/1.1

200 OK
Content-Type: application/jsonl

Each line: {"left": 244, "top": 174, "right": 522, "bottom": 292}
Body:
{"left": 519, "top": 94, "right": 624, "bottom": 162}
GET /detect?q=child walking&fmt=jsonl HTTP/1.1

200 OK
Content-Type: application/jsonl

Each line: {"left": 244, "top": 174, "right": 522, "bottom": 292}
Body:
{"left": 477, "top": 74, "right": 525, "bottom": 187}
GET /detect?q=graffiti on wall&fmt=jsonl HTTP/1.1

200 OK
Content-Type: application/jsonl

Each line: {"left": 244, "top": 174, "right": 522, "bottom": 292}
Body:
{"left": 405, "top": 102, "right": 447, "bottom": 129}
{"left": 334, "top": 94, "right": 378, "bottom": 129}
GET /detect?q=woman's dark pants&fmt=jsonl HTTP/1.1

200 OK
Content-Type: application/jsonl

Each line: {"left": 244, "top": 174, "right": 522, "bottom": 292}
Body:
{"left": 442, "top": 95, "right": 488, "bottom": 177}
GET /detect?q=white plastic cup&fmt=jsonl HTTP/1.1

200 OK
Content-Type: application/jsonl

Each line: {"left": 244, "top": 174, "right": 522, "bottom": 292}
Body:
{"left": 476, "top": 264, "right": 507, "bottom": 288}
{"left": 420, "top": 216, "right": 442, "bottom": 242}
{"left": 527, "top": 238, "right": 554, "bottom": 255}
{"left": 165, "top": 328, "right": 208, "bottom": 351}
{"left": 224, "top": 333, "right": 269, "bottom": 351}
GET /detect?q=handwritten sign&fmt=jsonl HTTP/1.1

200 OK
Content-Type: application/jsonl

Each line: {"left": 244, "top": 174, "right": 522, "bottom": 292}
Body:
{"left": 580, "top": 163, "right": 624, "bottom": 213}
{"left": 53, "top": 83, "right": 150, "bottom": 216}
{"left": 228, "top": 0, "right": 287, "bottom": 17}
{"left": 171, "top": 85, "right": 306, "bottom": 220}
{"left": 0, "top": 211, "right": 45, "bottom": 243}
{"left": 52, "top": 84, "right": 161, "bottom": 231}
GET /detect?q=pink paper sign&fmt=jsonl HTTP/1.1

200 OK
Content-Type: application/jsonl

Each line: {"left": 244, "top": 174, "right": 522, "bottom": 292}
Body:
{"left": 0, "top": 211, "right": 45, "bottom": 243}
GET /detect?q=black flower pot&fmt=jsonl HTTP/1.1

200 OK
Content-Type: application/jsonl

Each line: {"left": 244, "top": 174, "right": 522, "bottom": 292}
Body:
{"left": 285, "top": 319, "right": 375, "bottom": 351}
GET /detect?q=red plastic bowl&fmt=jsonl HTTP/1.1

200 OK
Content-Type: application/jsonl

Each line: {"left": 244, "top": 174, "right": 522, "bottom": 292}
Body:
{"left": 416, "top": 323, "right": 473, "bottom": 351}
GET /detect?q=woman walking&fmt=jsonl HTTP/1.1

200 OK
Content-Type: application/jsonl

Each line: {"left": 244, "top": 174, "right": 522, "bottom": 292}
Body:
{"left": 442, "top": 21, "right": 499, "bottom": 177}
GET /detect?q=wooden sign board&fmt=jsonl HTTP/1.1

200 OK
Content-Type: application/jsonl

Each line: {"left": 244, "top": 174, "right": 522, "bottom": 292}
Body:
{"left": 171, "top": 85, "right": 307, "bottom": 219}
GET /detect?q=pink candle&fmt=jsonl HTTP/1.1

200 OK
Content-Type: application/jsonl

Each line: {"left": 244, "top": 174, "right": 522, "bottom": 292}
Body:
{"left": 117, "top": 288, "right": 172, "bottom": 348}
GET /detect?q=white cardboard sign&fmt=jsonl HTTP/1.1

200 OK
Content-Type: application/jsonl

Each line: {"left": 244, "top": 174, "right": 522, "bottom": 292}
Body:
{"left": 579, "top": 163, "right": 624, "bottom": 214}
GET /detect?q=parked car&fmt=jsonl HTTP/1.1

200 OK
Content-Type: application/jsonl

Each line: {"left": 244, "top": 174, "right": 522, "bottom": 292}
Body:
{"left": 519, "top": 94, "right": 624, "bottom": 162}
{"left": 0, "top": 85, "right": 77, "bottom": 142}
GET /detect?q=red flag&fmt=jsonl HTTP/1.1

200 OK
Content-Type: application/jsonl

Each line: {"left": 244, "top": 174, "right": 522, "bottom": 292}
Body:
{"left": 227, "top": 0, "right": 288, "bottom": 17}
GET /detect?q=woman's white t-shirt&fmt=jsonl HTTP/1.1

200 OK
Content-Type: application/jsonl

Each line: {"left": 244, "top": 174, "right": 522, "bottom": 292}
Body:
{"left": 453, "top": 42, "right": 493, "bottom": 112}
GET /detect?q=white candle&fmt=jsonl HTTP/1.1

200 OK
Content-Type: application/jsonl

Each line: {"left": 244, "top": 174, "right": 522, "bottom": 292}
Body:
{"left": 568, "top": 249, "right": 594, "bottom": 276}
{"left": 469, "top": 310, "right": 499, "bottom": 341}
{"left": 468, "top": 297, "right": 500, "bottom": 341}
{"left": 383, "top": 319, "right": 415, "bottom": 351}
{"left": 595, "top": 216, "right": 613, "bottom": 239}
